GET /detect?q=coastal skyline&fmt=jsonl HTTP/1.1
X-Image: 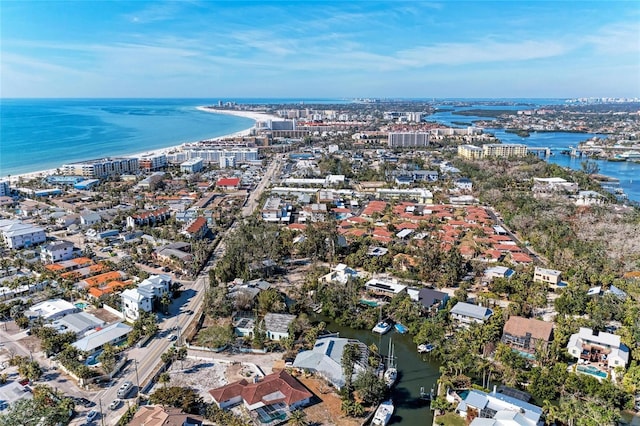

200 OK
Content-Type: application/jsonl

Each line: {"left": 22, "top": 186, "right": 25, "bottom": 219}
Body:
{"left": 2, "top": 1, "right": 639, "bottom": 99}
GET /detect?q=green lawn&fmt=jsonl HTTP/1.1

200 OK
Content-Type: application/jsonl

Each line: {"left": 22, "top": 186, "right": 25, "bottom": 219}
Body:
{"left": 434, "top": 412, "right": 466, "bottom": 426}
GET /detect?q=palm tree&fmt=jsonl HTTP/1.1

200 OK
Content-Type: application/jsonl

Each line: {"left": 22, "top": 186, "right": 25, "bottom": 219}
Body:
{"left": 288, "top": 409, "right": 308, "bottom": 426}
{"left": 158, "top": 372, "right": 170, "bottom": 388}
{"left": 160, "top": 292, "right": 171, "bottom": 314}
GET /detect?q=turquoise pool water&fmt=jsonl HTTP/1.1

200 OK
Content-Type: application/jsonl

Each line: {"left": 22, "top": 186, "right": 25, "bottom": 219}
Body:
{"left": 577, "top": 364, "right": 608, "bottom": 379}
{"left": 360, "top": 299, "right": 378, "bottom": 307}
{"left": 86, "top": 352, "right": 102, "bottom": 366}
{"left": 513, "top": 349, "right": 536, "bottom": 360}
{"left": 75, "top": 302, "right": 87, "bottom": 310}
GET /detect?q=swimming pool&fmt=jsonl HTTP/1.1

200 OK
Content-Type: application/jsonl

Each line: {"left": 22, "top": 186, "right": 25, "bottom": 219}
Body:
{"left": 75, "top": 302, "right": 87, "bottom": 310}
{"left": 255, "top": 403, "right": 287, "bottom": 424}
{"left": 458, "top": 390, "right": 470, "bottom": 400}
{"left": 360, "top": 299, "right": 378, "bottom": 307}
{"left": 86, "top": 352, "right": 102, "bottom": 367}
{"left": 577, "top": 364, "right": 608, "bottom": 379}
{"left": 513, "top": 349, "right": 536, "bottom": 360}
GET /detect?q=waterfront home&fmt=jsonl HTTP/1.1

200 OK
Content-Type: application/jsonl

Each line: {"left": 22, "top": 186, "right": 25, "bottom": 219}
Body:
{"left": 409, "top": 288, "right": 449, "bottom": 314}
{"left": 575, "top": 190, "right": 605, "bottom": 206}
{"left": 567, "top": 327, "right": 629, "bottom": 370}
{"left": 365, "top": 278, "right": 407, "bottom": 298}
{"left": 501, "top": 316, "right": 553, "bottom": 354}
{"left": 457, "top": 387, "right": 543, "bottom": 426}
{"left": 209, "top": 370, "right": 312, "bottom": 418}
{"left": 450, "top": 302, "right": 493, "bottom": 326}
{"left": 293, "top": 336, "right": 369, "bottom": 389}
{"left": 264, "top": 313, "right": 296, "bottom": 341}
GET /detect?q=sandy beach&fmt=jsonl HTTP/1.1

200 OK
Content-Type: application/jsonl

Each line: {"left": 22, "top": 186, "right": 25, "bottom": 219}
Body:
{"left": 5, "top": 107, "right": 281, "bottom": 184}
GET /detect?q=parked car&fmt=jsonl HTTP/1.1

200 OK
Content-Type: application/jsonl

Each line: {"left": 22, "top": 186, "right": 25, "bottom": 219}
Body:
{"left": 167, "top": 334, "right": 177, "bottom": 342}
{"left": 109, "top": 399, "right": 121, "bottom": 410}
{"left": 74, "top": 397, "right": 94, "bottom": 408}
{"left": 86, "top": 409, "right": 99, "bottom": 422}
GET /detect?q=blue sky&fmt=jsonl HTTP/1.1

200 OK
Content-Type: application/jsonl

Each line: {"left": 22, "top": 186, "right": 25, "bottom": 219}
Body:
{"left": 1, "top": 1, "right": 639, "bottom": 98}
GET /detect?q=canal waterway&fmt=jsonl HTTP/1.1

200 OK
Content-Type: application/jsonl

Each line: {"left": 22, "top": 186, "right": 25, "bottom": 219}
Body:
{"left": 428, "top": 106, "right": 640, "bottom": 203}
{"left": 316, "top": 315, "right": 441, "bottom": 425}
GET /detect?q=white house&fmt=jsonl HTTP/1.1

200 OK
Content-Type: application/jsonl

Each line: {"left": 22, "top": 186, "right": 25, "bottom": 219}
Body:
{"left": 72, "top": 322, "right": 132, "bottom": 354}
{"left": 567, "top": 327, "right": 629, "bottom": 371}
{"left": 121, "top": 274, "right": 171, "bottom": 320}
{"left": 319, "top": 263, "right": 361, "bottom": 284}
{"left": 121, "top": 288, "right": 153, "bottom": 321}
{"left": 264, "top": 313, "right": 296, "bottom": 341}
{"left": 457, "top": 388, "right": 543, "bottom": 426}
{"left": 0, "top": 220, "right": 46, "bottom": 249}
{"left": 365, "top": 278, "right": 407, "bottom": 297}
{"left": 533, "top": 267, "right": 562, "bottom": 286}
{"left": 24, "top": 299, "right": 77, "bottom": 321}
{"left": 80, "top": 211, "right": 102, "bottom": 227}
{"left": 41, "top": 240, "right": 75, "bottom": 263}
{"left": 483, "top": 266, "right": 515, "bottom": 282}
{"left": 575, "top": 190, "right": 605, "bottom": 206}
{"left": 450, "top": 302, "right": 493, "bottom": 326}
{"left": 455, "top": 178, "right": 473, "bottom": 191}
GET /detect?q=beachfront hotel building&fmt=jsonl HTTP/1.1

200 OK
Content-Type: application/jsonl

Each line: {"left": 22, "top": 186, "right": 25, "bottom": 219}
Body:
{"left": 387, "top": 132, "right": 430, "bottom": 148}
{"left": 61, "top": 157, "right": 139, "bottom": 178}
{"left": 0, "top": 181, "right": 9, "bottom": 197}
{"left": 180, "top": 158, "right": 204, "bottom": 173}
{"left": 166, "top": 147, "right": 259, "bottom": 165}
{"left": 458, "top": 143, "right": 528, "bottom": 159}
{"left": 138, "top": 153, "right": 168, "bottom": 171}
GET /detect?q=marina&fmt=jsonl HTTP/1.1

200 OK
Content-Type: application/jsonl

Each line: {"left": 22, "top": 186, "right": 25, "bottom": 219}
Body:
{"left": 315, "top": 315, "right": 441, "bottom": 425}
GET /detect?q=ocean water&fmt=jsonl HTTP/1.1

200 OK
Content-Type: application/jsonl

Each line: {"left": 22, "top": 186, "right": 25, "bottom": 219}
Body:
{"left": 0, "top": 99, "right": 257, "bottom": 177}
{"left": 429, "top": 106, "right": 640, "bottom": 203}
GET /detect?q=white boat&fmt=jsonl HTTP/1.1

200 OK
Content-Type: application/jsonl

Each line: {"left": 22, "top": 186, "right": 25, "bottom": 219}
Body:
{"left": 372, "top": 399, "right": 394, "bottom": 426}
{"left": 372, "top": 321, "right": 392, "bottom": 334}
{"left": 418, "top": 343, "right": 434, "bottom": 353}
{"left": 384, "top": 339, "right": 397, "bottom": 388}
{"left": 384, "top": 367, "right": 397, "bottom": 388}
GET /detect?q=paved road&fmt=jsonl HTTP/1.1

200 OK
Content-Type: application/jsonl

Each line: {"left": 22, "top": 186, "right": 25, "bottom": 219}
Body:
{"left": 71, "top": 155, "right": 283, "bottom": 425}
{"left": 241, "top": 155, "right": 283, "bottom": 218}
{"left": 485, "top": 206, "right": 546, "bottom": 264}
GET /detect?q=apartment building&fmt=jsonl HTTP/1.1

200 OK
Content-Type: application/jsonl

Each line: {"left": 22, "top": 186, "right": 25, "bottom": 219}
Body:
{"left": 387, "top": 132, "right": 430, "bottom": 148}
{"left": 61, "top": 157, "right": 139, "bottom": 178}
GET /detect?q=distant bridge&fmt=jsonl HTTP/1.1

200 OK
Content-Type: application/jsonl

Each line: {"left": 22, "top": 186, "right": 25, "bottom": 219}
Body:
{"left": 527, "top": 147, "right": 551, "bottom": 157}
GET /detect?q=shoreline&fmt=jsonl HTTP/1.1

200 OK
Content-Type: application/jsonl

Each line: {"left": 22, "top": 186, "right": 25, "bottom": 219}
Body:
{"left": 4, "top": 107, "right": 281, "bottom": 184}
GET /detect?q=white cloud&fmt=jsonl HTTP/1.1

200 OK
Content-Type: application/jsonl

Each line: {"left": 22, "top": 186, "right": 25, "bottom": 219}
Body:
{"left": 585, "top": 22, "right": 640, "bottom": 55}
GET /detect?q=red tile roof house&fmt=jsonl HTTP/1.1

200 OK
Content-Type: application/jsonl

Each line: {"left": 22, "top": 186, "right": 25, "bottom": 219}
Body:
{"left": 216, "top": 177, "right": 241, "bottom": 191}
{"left": 182, "top": 217, "right": 208, "bottom": 239}
{"left": 209, "top": 370, "right": 313, "bottom": 415}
